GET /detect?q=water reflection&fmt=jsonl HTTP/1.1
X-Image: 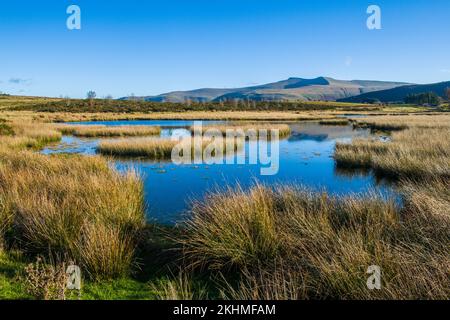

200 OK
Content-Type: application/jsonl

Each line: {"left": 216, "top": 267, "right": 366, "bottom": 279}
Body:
{"left": 42, "top": 120, "right": 392, "bottom": 225}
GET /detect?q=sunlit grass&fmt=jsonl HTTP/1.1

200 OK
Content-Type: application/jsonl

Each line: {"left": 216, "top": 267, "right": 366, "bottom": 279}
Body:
{"left": 97, "top": 137, "right": 245, "bottom": 159}
{"left": 0, "top": 150, "right": 145, "bottom": 280}
{"left": 189, "top": 123, "right": 292, "bottom": 139}
{"left": 179, "top": 183, "right": 449, "bottom": 299}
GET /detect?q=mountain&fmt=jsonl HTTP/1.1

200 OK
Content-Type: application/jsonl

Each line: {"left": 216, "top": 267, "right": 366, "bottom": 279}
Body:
{"left": 339, "top": 81, "right": 450, "bottom": 103}
{"left": 122, "top": 77, "right": 410, "bottom": 102}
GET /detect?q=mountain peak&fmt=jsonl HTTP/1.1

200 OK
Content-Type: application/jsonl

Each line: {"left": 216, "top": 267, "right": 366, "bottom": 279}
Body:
{"left": 123, "top": 77, "right": 411, "bottom": 103}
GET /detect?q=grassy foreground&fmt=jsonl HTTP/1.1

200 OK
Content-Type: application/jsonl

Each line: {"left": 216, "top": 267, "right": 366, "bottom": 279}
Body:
{"left": 189, "top": 123, "right": 292, "bottom": 139}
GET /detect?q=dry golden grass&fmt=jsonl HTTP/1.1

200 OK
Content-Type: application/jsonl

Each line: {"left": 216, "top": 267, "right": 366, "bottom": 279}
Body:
{"left": 98, "top": 138, "right": 177, "bottom": 158}
{"left": 180, "top": 183, "right": 449, "bottom": 299}
{"left": 0, "top": 136, "right": 43, "bottom": 150}
{"left": 97, "top": 137, "right": 245, "bottom": 159}
{"left": 335, "top": 127, "right": 450, "bottom": 179}
{"left": 6, "top": 121, "right": 62, "bottom": 147}
{"left": 52, "top": 124, "right": 106, "bottom": 135}
{"left": 149, "top": 273, "right": 207, "bottom": 300}
{"left": 57, "top": 125, "right": 161, "bottom": 137}
{"left": 190, "top": 123, "right": 292, "bottom": 139}
{"left": 0, "top": 150, "right": 145, "bottom": 279}
{"left": 319, "top": 118, "right": 350, "bottom": 126}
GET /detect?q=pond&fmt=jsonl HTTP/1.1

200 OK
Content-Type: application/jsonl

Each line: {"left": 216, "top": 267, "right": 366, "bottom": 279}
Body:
{"left": 42, "top": 120, "right": 391, "bottom": 225}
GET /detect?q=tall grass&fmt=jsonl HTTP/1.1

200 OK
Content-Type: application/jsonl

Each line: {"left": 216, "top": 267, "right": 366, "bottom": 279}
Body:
{"left": 190, "top": 123, "right": 292, "bottom": 139}
{"left": 98, "top": 138, "right": 177, "bottom": 158}
{"left": 1, "top": 110, "right": 339, "bottom": 123}
{"left": 0, "top": 150, "right": 145, "bottom": 279}
{"left": 180, "top": 183, "right": 449, "bottom": 299}
{"left": 319, "top": 118, "right": 349, "bottom": 126}
{"left": 335, "top": 127, "right": 450, "bottom": 179}
{"left": 97, "top": 137, "right": 245, "bottom": 159}
{"left": 56, "top": 125, "right": 161, "bottom": 137}
{"left": 7, "top": 122, "right": 62, "bottom": 148}
{"left": 150, "top": 272, "right": 207, "bottom": 300}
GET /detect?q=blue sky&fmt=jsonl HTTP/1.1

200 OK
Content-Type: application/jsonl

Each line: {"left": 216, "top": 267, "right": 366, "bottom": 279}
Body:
{"left": 1, "top": 0, "right": 449, "bottom": 98}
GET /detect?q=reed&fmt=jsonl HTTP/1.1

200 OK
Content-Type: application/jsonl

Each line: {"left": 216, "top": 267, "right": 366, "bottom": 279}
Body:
{"left": 0, "top": 150, "right": 145, "bottom": 279}
{"left": 335, "top": 127, "right": 450, "bottom": 179}
{"left": 9, "top": 122, "right": 62, "bottom": 147}
{"left": 0, "top": 110, "right": 339, "bottom": 123}
{"left": 354, "top": 114, "right": 450, "bottom": 131}
{"left": 97, "top": 137, "right": 244, "bottom": 159}
{"left": 68, "top": 125, "right": 161, "bottom": 137}
{"left": 98, "top": 138, "right": 177, "bottom": 158}
{"left": 190, "top": 123, "right": 292, "bottom": 139}
{"left": 180, "top": 183, "right": 449, "bottom": 299}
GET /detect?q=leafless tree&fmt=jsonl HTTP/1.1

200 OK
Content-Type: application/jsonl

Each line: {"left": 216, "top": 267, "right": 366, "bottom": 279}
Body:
{"left": 86, "top": 91, "right": 96, "bottom": 108}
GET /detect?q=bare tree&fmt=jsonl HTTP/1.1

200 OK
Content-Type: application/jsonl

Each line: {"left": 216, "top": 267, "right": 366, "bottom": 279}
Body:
{"left": 446, "top": 87, "right": 450, "bottom": 101}
{"left": 86, "top": 91, "right": 96, "bottom": 108}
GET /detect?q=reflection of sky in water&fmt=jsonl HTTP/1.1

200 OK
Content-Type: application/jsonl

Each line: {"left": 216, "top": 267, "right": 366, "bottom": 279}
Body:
{"left": 42, "top": 120, "right": 392, "bottom": 225}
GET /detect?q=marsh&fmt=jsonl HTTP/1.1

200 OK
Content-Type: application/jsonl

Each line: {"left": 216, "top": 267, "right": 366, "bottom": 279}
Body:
{"left": 42, "top": 119, "right": 391, "bottom": 224}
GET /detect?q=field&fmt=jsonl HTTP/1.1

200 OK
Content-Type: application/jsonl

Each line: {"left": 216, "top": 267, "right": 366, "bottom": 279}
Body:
{"left": 0, "top": 96, "right": 449, "bottom": 300}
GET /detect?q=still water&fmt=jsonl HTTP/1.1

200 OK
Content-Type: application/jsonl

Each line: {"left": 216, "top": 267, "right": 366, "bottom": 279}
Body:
{"left": 42, "top": 120, "right": 389, "bottom": 224}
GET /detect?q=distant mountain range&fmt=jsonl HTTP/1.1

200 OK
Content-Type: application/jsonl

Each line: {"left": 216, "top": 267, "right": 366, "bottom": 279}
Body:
{"left": 339, "top": 81, "right": 450, "bottom": 103}
{"left": 120, "top": 77, "right": 450, "bottom": 103}
{"left": 122, "top": 77, "right": 410, "bottom": 102}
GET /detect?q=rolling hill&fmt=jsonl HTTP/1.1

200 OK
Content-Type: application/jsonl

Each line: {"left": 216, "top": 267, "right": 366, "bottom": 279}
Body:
{"left": 123, "top": 77, "right": 410, "bottom": 102}
{"left": 339, "top": 81, "right": 450, "bottom": 103}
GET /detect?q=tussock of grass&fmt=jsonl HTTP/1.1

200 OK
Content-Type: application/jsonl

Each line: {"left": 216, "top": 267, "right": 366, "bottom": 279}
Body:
{"left": 57, "top": 125, "right": 161, "bottom": 137}
{"left": 190, "top": 123, "right": 292, "bottom": 139}
{"left": 149, "top": 273, "right": 207, "bottom": 300}
{"left": 53, "top": 124, "right": 106, "bottom": 135}
{"left": 0, "top": 150, "right": 145, "bottom": 279}
{"left": 335, "top": 127, "right": 450, "bottom": 179}
{"left": 98, "top": 138, "right": 177, "bottom": 158}
{"left": 180, "top": 183, "right": 449, "bottom": 299}
{"left": 319, "top": 118, "right": 350, "bottom": 126}
{"left": 8, "top": 122, "right": 62, "bottom": 147}
{"left": 97, "top": 137, "right": 244, "bottom": 159}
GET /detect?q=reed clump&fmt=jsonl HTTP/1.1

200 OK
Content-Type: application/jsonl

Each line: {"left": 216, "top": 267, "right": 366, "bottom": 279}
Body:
{"left": 98, "top": 138, "right": 177, "bottom": 158}
{"left": 335, "top": 127, "right": 450, "bottom": 179}
{"left": 319, "top": 118, "right": 349, "bottom": 126}
{"left": 60, "top": 125, "right": 161, "bottom": 138}
{"left": 180, "top": 183, "right": 449, "bottom": 299}
{"left": 354, "top": 114, "right": 450, "bottom": 131}
{"left": 0, "top": 150, "right": 145, "bottom": 279}
{"left": 8, "top": 122, "right": 62, "bottom": 148}
{"left": 97, "top": 137, "right": 244, "bottom": 159}
{"left": 190, "top": 123, "right": 292, "bottom": 139}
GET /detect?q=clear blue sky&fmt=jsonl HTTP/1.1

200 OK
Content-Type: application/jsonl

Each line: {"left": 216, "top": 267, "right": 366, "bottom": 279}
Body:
{"left": 1, "top": 0, "right": 449, "bottom": 98}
